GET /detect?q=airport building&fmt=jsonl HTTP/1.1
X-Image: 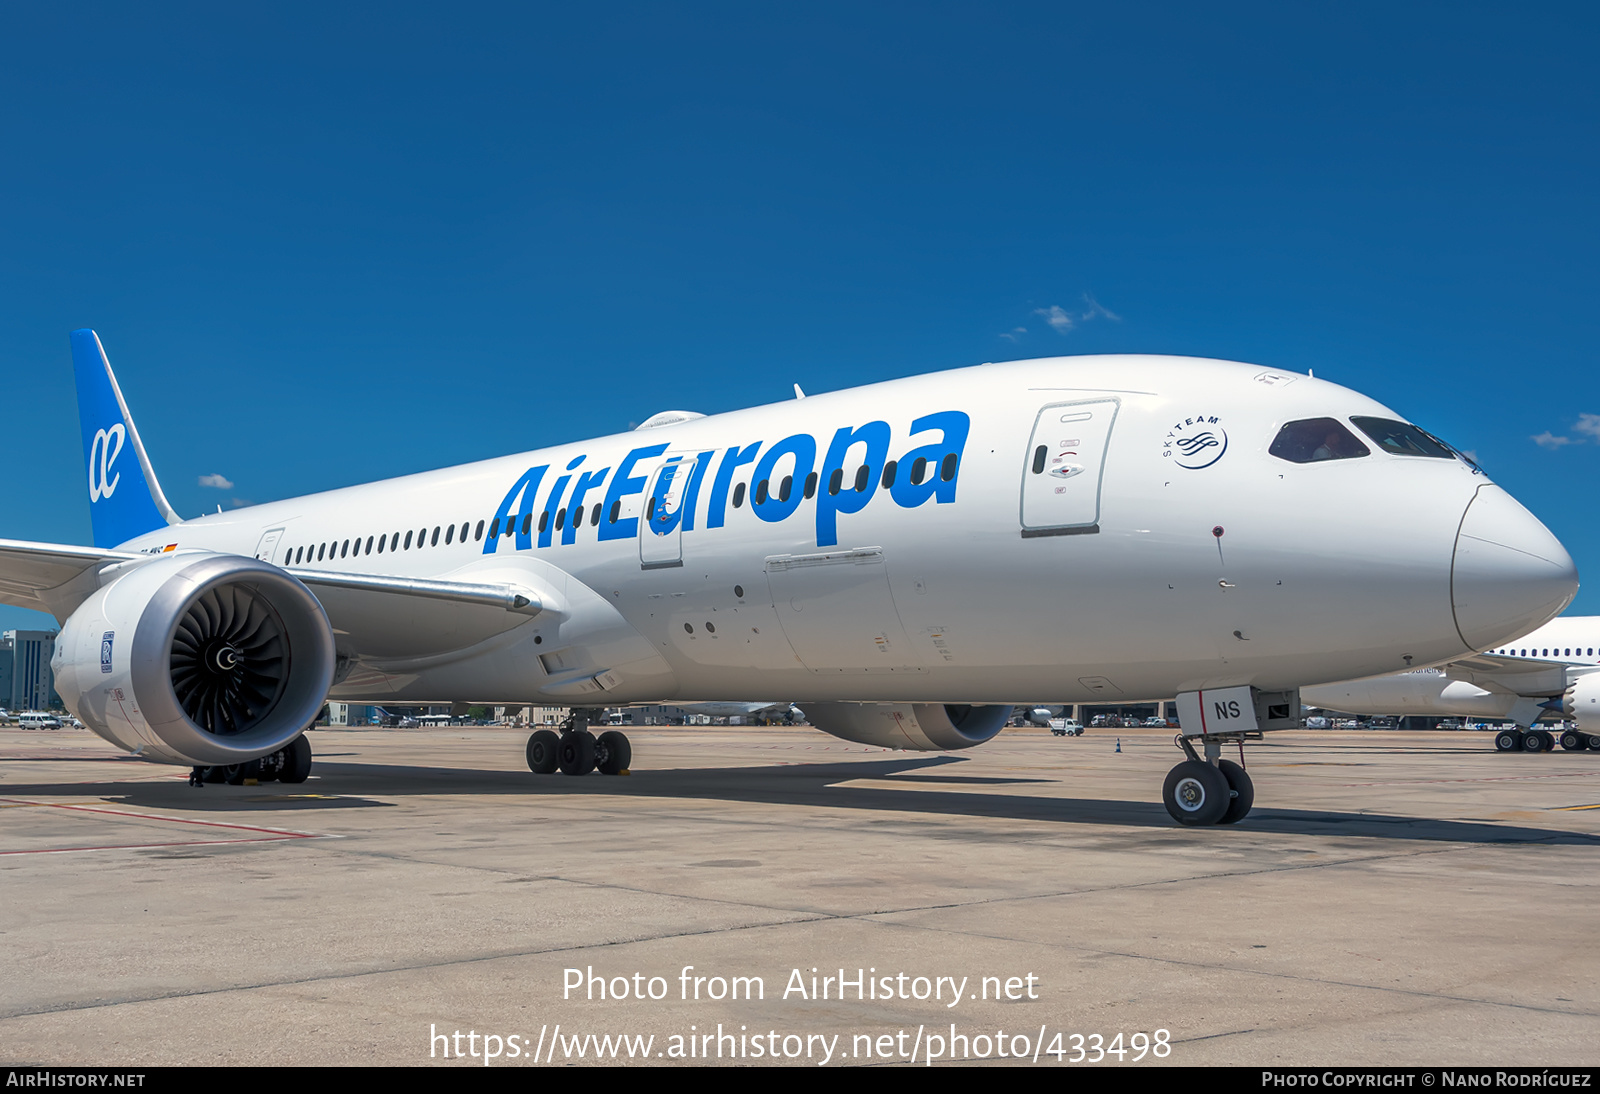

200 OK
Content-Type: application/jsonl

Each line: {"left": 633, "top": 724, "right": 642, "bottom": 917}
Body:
{"left": 326, "top": 703, "right": 381, "bottom": 726}
{"left": 0, "top": 630, "right": 61, "bottom": 711}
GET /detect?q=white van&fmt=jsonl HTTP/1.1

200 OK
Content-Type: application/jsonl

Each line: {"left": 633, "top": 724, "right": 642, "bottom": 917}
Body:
{"left": 18, "top": 713, "right": 61, "bottom": 730}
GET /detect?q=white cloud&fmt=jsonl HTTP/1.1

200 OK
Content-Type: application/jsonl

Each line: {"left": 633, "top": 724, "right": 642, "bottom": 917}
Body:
{"left": 1574, "top": 413, "right": 1600, "bottom": 440}
{"left": 1034, "top": 305, "right": 1075, "bottom": 334}
{"left": 999, "top": 327, "right": 1027, "bottom": 342}
{"left": 198, "top": 473, "right": 235, "bottom": 489}
{"left": 1079, "top": 293, "right": 1121, "bottom": 322}
{"left": 1033, "top": 295, "right": 1122, "bottom": 336}
{"left": 1531, "top": 432, "right": 1574, "bottom": 450}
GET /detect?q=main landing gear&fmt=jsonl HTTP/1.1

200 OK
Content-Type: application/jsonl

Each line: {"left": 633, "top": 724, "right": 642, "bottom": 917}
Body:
{"left": 527, "top": 708, "right": 631, "bottom": 777}
{"left": 1493, "top": 728, "right": 1600, "bottom": 752}
{"left": 188, "top": 734, "right": 313, "bottom": 788}
{"left": 1163, "top": 734, "right": 1254, "bottom": 826}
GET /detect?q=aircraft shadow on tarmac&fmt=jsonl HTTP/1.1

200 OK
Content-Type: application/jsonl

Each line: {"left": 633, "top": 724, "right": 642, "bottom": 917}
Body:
{"left": 6, "top": 752, "right": 1597, "bottom": 845}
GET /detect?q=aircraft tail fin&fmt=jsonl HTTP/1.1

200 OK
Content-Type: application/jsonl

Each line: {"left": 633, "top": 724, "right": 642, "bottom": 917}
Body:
{"left": 69, "top": 329, "right": 181, "bottom": 548}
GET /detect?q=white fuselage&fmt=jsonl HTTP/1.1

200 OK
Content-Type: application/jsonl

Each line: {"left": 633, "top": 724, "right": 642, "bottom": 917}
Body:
{"left": 1480, "top": 618, "right": 1600, "bottom": 665}
{"left": 109, "top": 356, "right": 1575, "bottom": 708}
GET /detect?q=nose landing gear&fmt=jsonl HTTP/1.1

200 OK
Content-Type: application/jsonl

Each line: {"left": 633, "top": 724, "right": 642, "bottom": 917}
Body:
{"left": 1163, "top": 734, "right": 1255, "bottom": 826}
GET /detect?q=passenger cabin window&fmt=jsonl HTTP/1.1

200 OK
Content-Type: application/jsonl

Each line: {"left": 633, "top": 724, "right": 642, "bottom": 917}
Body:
{"left": 1269, "top": 418, "right": 1371, "bottom": 464}
{"left": 882, "top": 461, "right": 897, "bottom": 488}
{"left": 404, "top": 531, "right": 414, "bottom": 549}
{"left": 732, "top": 482, "right": 746, "bottom": 508}
{"left": 1349, "top": 417, "right": 1456, "bottom": 459}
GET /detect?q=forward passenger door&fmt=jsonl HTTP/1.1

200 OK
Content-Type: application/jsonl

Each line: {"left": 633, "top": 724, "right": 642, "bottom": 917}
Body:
{"left": 1020, "top": 398, "right": 1119, "bottom": 536}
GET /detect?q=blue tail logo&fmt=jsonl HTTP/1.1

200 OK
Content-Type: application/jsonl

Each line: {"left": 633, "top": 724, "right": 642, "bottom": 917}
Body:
{"left": 70, "top": 329, "right": 180, "bottom": 548}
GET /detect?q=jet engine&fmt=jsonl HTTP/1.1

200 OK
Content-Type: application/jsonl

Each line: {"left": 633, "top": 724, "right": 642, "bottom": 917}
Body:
{"left": 1564, "top": 673, "right": 1600, "bottom": 733}
{"left": 52, "top": 553, "right": 336, "bottom": 766}
{"left": 804, "top": 702, "right": 1008, "bottom": 750}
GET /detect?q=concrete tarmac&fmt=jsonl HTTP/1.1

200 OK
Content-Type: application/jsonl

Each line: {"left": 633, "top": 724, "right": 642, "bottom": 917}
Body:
{"left": 1, "top": 723, "right": 1597, "bottom": 1067}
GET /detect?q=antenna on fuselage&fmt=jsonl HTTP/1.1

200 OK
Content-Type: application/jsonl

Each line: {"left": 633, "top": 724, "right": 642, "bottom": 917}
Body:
{"left": 793, "top": 383, "right": 806, "bottom": 399}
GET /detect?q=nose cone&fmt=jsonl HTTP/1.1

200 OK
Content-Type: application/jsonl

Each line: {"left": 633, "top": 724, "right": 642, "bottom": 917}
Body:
{"left": 1451, "top": 485, "right": 1578, "bottom": 649}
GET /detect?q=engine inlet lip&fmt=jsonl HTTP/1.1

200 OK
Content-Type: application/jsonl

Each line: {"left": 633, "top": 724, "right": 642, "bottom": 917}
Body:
{"left": 129, "top": 554, "right": 335, "bottom": 765}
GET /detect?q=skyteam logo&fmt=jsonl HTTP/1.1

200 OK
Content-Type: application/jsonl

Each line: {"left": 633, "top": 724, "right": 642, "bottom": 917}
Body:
{"left": 88, "top": 423, "right": 127, "bottom": 502}
{"left": 1162, "top": 414, "right": 1229, "bottom": 470}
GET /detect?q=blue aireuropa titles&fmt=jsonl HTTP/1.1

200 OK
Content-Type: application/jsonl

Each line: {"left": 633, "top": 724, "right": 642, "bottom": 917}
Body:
{"left": 484, "top": 411, "right": 970, "bottom": 553}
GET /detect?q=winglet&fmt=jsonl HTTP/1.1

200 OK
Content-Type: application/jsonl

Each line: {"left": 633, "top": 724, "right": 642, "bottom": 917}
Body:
{"left": 69, "top": 330, "right": 181, "bottom": 548}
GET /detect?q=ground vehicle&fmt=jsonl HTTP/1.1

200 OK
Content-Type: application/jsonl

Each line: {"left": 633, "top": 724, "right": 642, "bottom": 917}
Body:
{"left": 1050, "top": 719, "right": 1083, "bottom": 736}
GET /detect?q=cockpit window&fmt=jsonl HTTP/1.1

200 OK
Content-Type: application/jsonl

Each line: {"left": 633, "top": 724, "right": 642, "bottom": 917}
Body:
{"left": 1269, "top": 418, "right": 1371, "bottom": 464}
{"left": 1350, "top": 417, "right": 1456, "bottom": 459}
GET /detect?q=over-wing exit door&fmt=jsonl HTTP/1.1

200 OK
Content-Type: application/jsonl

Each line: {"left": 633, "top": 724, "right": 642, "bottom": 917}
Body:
{"left": 1020, "top": 398, "right": 1119, "bottom": 536}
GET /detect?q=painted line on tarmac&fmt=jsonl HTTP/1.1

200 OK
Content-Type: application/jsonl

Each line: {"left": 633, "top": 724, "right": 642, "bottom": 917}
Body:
{"left": 0, "top": 797, "right": 331, "bottom": 855}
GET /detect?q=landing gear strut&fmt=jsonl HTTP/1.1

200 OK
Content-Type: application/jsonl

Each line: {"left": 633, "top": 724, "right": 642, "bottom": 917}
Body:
{"left": 527, "top": 708, "right": 630, "bottom": 776}
{"left": 1163, "top": 733, "right": 1255, "bottom": 826}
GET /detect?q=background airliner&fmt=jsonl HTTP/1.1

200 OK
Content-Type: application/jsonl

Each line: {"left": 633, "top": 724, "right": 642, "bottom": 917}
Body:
{"left": 0, "top": 331, "right": 1578, "bottom": 825}
{"left": 1303, "top": 616, "right": 1600, "bottom": 752}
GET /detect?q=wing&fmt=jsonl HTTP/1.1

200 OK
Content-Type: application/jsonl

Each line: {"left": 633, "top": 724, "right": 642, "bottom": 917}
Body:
{"left": 294, "top": 568, "right": 542, "bottom": 660}
{"left": 0, "top": 538, "right": 141, "bottom": 617}
{"left": 0, "top": 540, "right": 544, "bottom": 661}
{"left": 1442, "top": 652, "right": 1573, "bottom": 697}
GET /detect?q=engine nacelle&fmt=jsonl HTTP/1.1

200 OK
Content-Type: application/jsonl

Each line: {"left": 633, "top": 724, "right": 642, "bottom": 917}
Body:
{"left": 804, "top": 702, "right": 1008, "bottom": 751}
{"left": 52, "top": 553, "right": 336, "bottom": 766}
{"left": 1566, "top": 673, "right": 1600, "bottom": 733}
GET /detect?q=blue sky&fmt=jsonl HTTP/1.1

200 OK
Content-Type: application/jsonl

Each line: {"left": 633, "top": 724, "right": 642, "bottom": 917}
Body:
{"left": 0, "top": 2, "right": 1595, "bottom": 633}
